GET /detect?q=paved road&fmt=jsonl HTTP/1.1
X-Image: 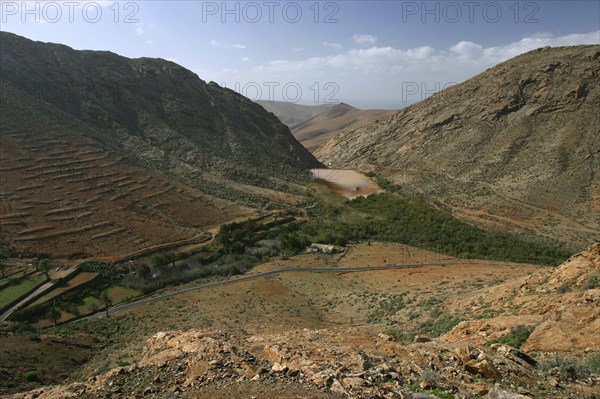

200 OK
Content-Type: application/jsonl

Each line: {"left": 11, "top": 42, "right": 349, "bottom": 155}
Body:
{"left": 76, "top": 260, "right": 521, "bottom": 322}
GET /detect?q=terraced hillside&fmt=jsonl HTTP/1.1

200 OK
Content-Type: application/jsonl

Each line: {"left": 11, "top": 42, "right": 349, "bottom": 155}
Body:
{"left": 0, "top": 32, "right": 321, "bottom": 259}
{"left": 0, "top": 123, "right": 238, "bottom": 260}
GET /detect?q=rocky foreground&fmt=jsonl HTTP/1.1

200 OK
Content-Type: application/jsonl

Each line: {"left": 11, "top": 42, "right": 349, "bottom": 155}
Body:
{"left": 7, "top": 244, "right": 600, "bottom": 399}
{"left": 7, "top": 327, "right": 598, "bottom": 399}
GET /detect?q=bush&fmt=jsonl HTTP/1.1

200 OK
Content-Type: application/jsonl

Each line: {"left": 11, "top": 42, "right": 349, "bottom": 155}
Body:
{"left": 23, "top": 371, "right": 38, "bottom": 382}
{"left": 582, "top": 276, "right": 599, "bottom": 290}
{"left": 581, "top": 352, "right": 600, "bottom": 375}
{"left": 488, "top": 324, "right": 534, "bottom": 349}
{"left": 383, "top": 328, "right": 415, "bottom": 344}
{"left": 537, "top": 353, "right": 600, "bottom": 380}
{"left": 539, "top": 355, "right": 580, "bottom": 381}
{"left": 417, "top": 307, "right": 460, "bottom": 337}
{"left": 556, "top": 283, "right": 573, "bottom": 294}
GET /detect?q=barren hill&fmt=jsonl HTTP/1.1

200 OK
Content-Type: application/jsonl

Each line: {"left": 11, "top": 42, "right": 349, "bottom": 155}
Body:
{"left": 293, "top": 103, "right": 395, "bottom": 152}
{"left": 256, "top": 100, "right": 334, "bottom": 127}
{"left": 316, "top": 45, "right": 600, "bottom": 249}
{"left": 0, "top": 32, "right": 321, "bottom": 259}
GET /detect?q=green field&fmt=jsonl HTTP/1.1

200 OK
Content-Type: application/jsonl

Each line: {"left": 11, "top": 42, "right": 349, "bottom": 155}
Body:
{"left": 0, "top": 274, "right": 46, "bottom": 308}
{"left": 0, "top": 271, "right": 27, "bottom": 286}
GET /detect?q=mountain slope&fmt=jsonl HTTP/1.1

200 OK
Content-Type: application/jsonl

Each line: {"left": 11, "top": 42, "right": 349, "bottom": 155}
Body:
{"left": 292, "top": 103, "right": 395, "bottom": 152}
{"left": 0, "top": 32, "right": 321, "bottom": 259}
{"left": 256, "top": 100, "right": 334, "bottom": 127}
{"left": 317, "top": 45, "right": 600, "bottom": 249}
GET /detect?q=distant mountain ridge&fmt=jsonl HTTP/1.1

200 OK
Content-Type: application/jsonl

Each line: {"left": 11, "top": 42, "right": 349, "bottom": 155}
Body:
{"left": 292, "top": 103, "right": 396, "bottom": 152}
{"left": 256, "top": 100, "right": 334, "bottom": 127}
{"left": 316, "top": 45, "right": 600, "bottom": 249}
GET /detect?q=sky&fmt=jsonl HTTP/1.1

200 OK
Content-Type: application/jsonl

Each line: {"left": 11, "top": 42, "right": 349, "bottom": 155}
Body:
{"left": 1, "top": 0, "right": 599, "bottom": 108}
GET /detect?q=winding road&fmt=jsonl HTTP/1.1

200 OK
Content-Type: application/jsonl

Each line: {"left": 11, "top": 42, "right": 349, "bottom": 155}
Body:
{"left": 76, "top": 260, "right": 525, "bottom": 323}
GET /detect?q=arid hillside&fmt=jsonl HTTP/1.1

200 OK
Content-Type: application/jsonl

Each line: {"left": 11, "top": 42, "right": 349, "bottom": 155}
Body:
{"left": 6, "top": 243, "right": 599, "bottom": 399}
{"left": 316, "top": 45, "right": 600, "bottom": 249}
{"left": 0, "top": 32, "right": 321, "bottom": 259}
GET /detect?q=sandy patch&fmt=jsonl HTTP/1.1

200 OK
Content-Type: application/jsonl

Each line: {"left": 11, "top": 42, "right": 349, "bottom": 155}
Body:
{"left": 310, "top": 169, "right": 383, "bottom": 199}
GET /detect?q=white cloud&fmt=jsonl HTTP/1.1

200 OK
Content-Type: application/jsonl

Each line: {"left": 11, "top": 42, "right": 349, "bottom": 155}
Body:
{"left": 135, "top": 24, "right": 146, "bottom": 35}
{"left": 322, "top": 42, "right": 343, "bottom": 51}
{"left": 293, "top": 47, "right": 304, "bottom": 52}
{"left": 256, "top": 31, "right": 598, "bottom": 76}
{"left": 211, "top": 31, "right": 599, "bottom": 107}
{"left": 352, "top": 34, "right": 377, "bottom": 45}
{"left": 449, "top": 41, "right": 483, "bottom": 59}
{"left": 241, "top": 57, "right": 250, "bottom": 62}
{"left": 146, "top": 39, "right": 153, "bottom": 45}
{"left": 210, "top": 39, "right": 246, "bottom": 49}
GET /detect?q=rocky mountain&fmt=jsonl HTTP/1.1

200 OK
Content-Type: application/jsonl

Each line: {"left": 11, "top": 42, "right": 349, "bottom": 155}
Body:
{"left": 0, "top": 32, "right": 321, "bottom": 259}
{"left": 444, "top": 243, "right": 600, "bottom": 353}
{"left": 317, "top": 45, "right": 600, "bottom": 249}
{"left": 256, "top": 100, "right": 334, "bottom": 127}
{"left": 292, "top": 102, "right": 396, "bottom": 152}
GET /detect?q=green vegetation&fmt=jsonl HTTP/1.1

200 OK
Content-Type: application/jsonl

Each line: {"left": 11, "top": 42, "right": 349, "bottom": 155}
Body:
{"left": 383, "top": 328, "right": 415, "bottom": 344}
{"left": 488, "top": 324, "right": 534, "bottom": 349}
{"left": 100, "top": 290, "right": 113, "bottom": 317}
{"left": 429, "top": 389, "right": 455, "bottom": 399}
{"left": 368, "top": 294, "right": 406, "bottom": 323}
{"left": 582, "top": 276, "right": 599, "bottom": 290}
{"left": 417, "top": 306, "right": 460, "bottom": 337}
{"left": 123, "top": 215, "right": 296, "bottom": 294}
{"left": 23, "top": 371, "right": 39, "bottom": 382}
{"left": 556, "top": 282, "right": 574, "bottom": 294}
{"left": 9, "top": 263, "right": 124, "bottom": 324}
{"left": 0, "top": 270, "right": 28, "bottom": 287}
{"left": 285, "top": 192, "right": 571, "bottom": 265}
{"left": 47, "top": 301, "right": 61, "bottom": 326}
{"left": 0, "top": 242, "right": 17, "bottom": 259}
{"left": 0, "top": 274, "right": 46, "bottom": 308}
{"left": 538, "top": 352, "right": 600, "bottom": 381}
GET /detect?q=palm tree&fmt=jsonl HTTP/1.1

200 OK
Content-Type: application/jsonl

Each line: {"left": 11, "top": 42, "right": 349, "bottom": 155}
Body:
{"left": 100, "top": 290, "right": 113, "bottom": 317}
{"left": 39, "top": 259, "right": 50, "bottom": 279}
{"left": 48, "top": 301, "right": 61, "bottom": 326}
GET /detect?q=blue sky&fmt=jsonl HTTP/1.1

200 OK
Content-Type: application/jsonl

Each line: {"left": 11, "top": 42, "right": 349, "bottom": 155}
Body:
{"left": 2, "top": 1, "right": 599, "bottom": 108}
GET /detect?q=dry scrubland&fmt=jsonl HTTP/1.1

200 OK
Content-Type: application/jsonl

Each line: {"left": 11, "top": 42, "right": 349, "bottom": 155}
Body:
{"left": 5, "top": 243, "right": 600, "bottom": 399}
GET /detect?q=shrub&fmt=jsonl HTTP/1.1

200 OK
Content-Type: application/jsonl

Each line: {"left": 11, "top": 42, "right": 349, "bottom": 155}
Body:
{"left": 489, "top": 324, "right": 535, "bottom": 349}
{"left": 23, "top": 371, "right": 38, "bottom": 382}
{"left": 556, "top": 283, "right": 573, "bottom": 294}
{"left": 382, "top": 329, "right": 415, "bottom": 344}
{"left": 539, "top": 355, "right": 582, "bottom": 381}
{"left": 582, "top": 276, "right": 599, "bottom": 290}
{"left": 581, "top": 352, "right": 600, "bottom": 375}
